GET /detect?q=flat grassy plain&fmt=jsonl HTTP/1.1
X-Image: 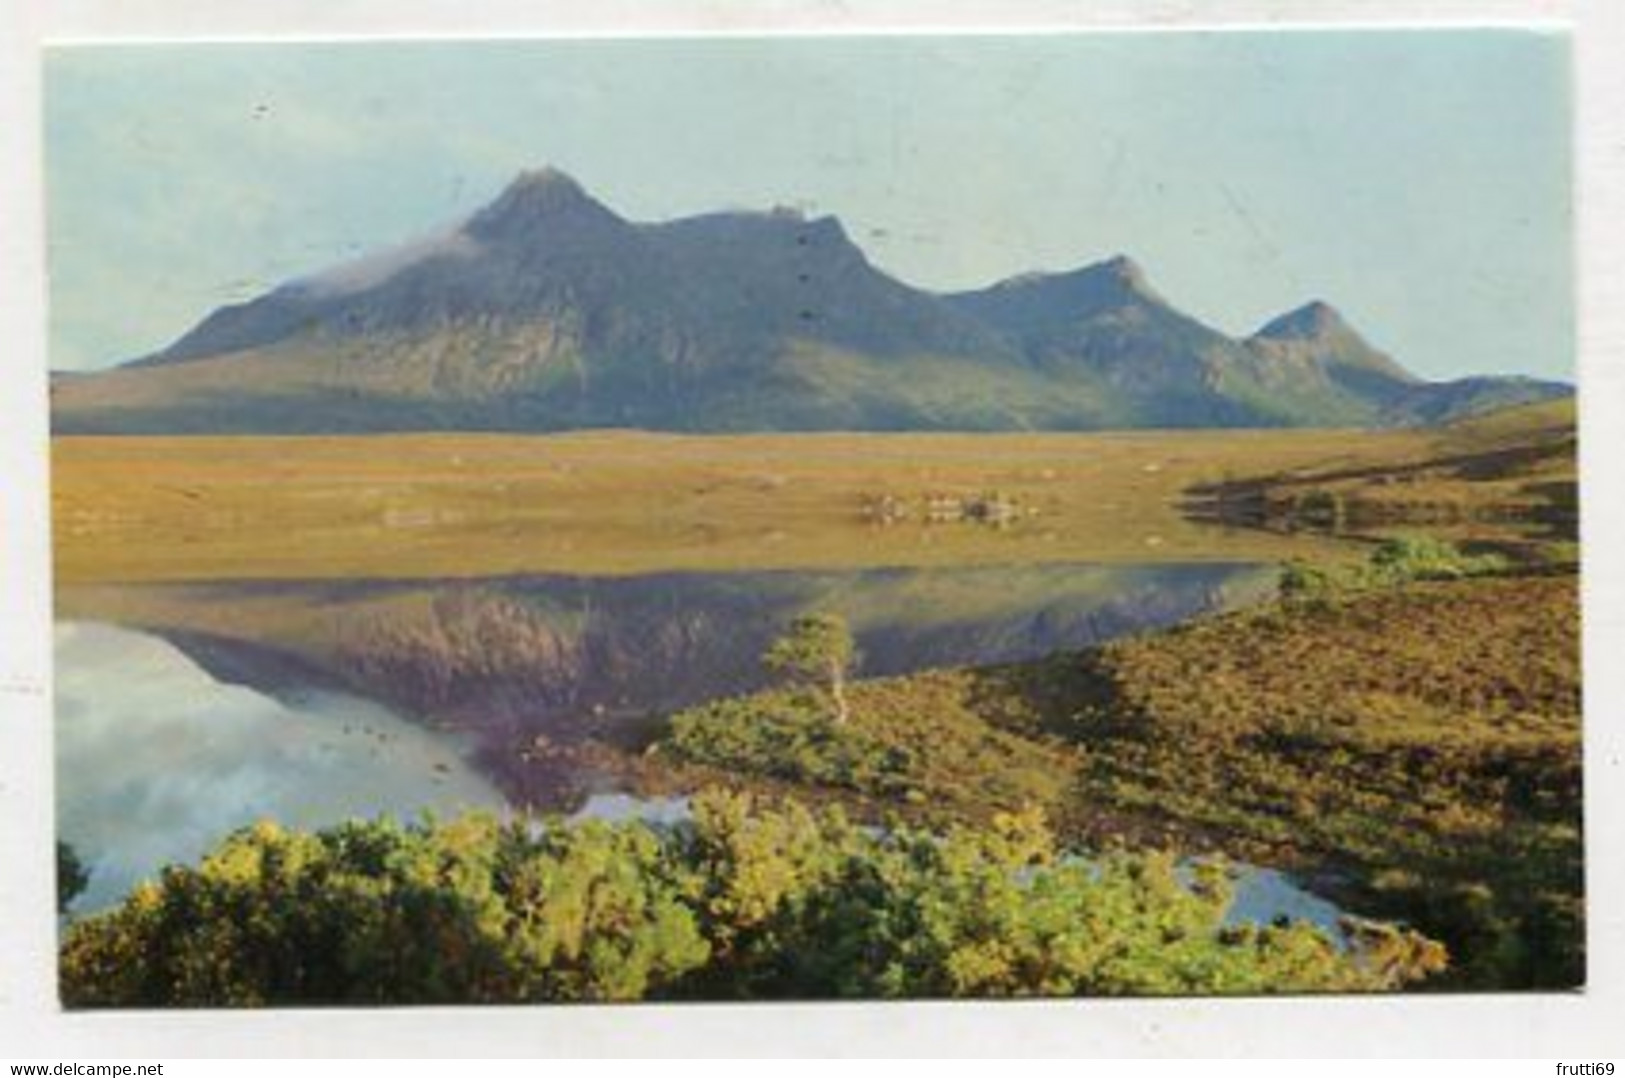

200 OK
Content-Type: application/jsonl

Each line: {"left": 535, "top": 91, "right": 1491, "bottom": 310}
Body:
{"left": 52, "top": 427, "right": 1438, "bottom": 583}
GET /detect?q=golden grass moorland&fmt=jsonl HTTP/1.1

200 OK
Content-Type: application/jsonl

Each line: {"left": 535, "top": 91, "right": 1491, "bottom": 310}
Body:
{"left": 53, "top": 426, "right": 1451, "bottom": 583}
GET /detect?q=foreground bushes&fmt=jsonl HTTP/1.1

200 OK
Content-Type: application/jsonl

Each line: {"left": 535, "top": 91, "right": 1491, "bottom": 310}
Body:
{"left": 59, "top": 791, "right": 1442, "bottom": 1007}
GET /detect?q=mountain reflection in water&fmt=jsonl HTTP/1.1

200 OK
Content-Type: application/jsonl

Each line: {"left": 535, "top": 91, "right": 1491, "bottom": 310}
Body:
{"left": 59, "top": 561, "right": 1358, "bottom": 925}
{"left": 55, "top": 622, "right": 506, "bottom": 913}
{"left": 58, "top": 562, "right": 1274, "bottom": 811}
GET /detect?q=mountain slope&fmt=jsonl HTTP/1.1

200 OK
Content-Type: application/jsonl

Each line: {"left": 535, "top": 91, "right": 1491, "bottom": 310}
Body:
{"left": 51, "top": 168, "right": 1570, "bottom": 434}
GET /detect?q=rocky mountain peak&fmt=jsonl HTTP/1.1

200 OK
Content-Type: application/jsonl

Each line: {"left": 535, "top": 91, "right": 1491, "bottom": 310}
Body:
{"left": 1099, "top": 254, "right": 1149, "bottom": 287}
{"left": 1253, "top": 300, "right": 1349, "bottom": 341}
{"left": 512, "top": 164, "right": 583, "bottom": 191}
{"left": 463, "top": 166, "right": 621, "bottom": 240}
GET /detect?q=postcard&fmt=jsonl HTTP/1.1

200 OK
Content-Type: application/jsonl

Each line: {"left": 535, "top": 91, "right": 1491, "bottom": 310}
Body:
{"left": 41, "top": 28, "right": 1580, "bottom": 1010}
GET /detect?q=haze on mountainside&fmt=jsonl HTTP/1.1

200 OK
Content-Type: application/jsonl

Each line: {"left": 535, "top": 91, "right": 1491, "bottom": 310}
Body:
{"left": 50, "top": 168, "right": 1569, "bottom": 435}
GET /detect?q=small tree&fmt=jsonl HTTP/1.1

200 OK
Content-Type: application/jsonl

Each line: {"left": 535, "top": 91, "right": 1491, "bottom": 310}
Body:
{"left": 764, "top": 614, "right": 857, "bottom": 724}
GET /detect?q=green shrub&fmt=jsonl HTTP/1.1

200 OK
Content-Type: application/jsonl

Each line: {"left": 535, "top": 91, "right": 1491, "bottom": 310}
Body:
{"left": 1368, "top": 536, "right": 1507, "bottom": 582}
{"left": 58, "top": 792, "right": 1443, "bottom": 1006}
{"left": 1531, "top": 541, "right": 1581, "bottom": 569}
{"left": 1279, "top": 536, "right": 1507, "bottom": 601}
{"left": 663, "top": 695, "right": 907, "bottom": 794}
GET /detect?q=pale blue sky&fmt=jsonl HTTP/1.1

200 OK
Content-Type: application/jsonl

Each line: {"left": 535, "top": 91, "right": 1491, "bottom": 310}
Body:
{"left": 45, "top": 31, "right": 1572, "bottom": 380}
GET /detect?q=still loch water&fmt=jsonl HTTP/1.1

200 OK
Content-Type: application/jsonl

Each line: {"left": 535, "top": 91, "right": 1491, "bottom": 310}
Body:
{"left": 55, "top": 560, "right": 1349, "bottom": 927}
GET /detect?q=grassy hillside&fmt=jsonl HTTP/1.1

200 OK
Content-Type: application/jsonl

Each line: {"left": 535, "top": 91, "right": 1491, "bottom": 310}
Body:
{"left": 652, "top": 567, "right": 1582, "bottom": 988}
{"left": 1189, "top": 399, "right": 1577, "bottom": 555}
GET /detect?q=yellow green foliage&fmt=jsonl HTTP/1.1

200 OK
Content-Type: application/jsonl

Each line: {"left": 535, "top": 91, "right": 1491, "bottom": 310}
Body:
{"left": 58, "top": 791, "right": 1440, "bottom": 1007}
{"left": 661, "top": 671, "right": 1076, "bottom": 819}
{"left": 1279, "top": 536, "right": 1508, "bottom": 599}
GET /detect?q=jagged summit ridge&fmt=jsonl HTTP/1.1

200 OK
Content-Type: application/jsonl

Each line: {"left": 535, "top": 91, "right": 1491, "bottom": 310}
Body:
{"left": 511, "top": 164, "right": 585, "bottom": 192}
{"left": 983, "top": 253, "right": 1154, "bottom": 296}
{"left": 1098, "top": 254, "right": 1151, "bottom": 288}
{"left": 465, "top": 165, "right": 623, "bottom": 240}
{"left": 1244, "top": 298, "right": 1421, "bottom": 389}
{"left": 53, "top": 167, "right": 1572, "bottom": 434}
{"left": 1253, "top": 300, "right": 1351, "bottom": 341}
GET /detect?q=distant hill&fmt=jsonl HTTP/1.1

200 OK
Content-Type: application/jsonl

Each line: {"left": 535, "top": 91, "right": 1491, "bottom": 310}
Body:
{"left": 51, "top": 167, "right": 1570, "bottom": 434}
{"left": 1187, "top": 398, "right": 1578, "bottom": 548}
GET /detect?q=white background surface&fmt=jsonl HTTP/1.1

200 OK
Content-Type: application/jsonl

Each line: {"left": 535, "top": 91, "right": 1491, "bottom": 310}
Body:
{"left": 1, "top": 0, "right": 1621, "bottom": 1058}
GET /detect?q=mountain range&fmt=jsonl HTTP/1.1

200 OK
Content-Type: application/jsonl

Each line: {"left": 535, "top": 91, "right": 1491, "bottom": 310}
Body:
{"left": 50, "top": 167, "right": 1569, "bottom": 434}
